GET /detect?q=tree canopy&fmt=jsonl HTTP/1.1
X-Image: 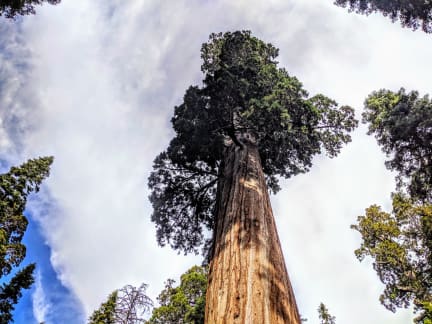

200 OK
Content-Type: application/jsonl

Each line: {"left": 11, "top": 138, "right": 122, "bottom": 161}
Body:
{"left": 0, "top": 156, "right": 53, "bottom": 323}
{"left": 148, "top": 30, "right": 358, "bottom": 256}
{"left": 363, "top": 88, "right": 432, "bottom": 203}
{"left": 356, "top": 87, "right": 432, "bottom": 322}
{"left": 353, "top": 194, "right": 432, "bottom": 323}
{"left": 334, "top": 0, "right": 432, "bottom": 33}
{"left": 0, "top": 0, "right": 60, "bottom": 19}
{"left": 147, "top": 265, "right": 207, "bottom": 324}
{"left": 88, "top": 291, "right": 118, "bottom": 324}
{"left": 89, "top": 266, "right": 206, "bottom": 324}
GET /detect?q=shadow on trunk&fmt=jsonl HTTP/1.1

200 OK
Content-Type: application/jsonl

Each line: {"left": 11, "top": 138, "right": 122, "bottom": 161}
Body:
{"left": 205, "top": 141, "right": 300, "bottom": 324}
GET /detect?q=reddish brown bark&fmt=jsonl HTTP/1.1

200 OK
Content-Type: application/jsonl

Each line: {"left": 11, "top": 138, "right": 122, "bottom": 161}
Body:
{"left": 205, "top": 139, "right": 300, "bottom": 324}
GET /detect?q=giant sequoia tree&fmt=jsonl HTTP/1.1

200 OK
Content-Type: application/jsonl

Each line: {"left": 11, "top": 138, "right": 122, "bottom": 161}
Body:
{"left": 0, "top": 156, "right": 53, "bottom": 323}
{"left": 149, "top": 31, "right": 357, "bottom": 323}
{"left": 334, "top": 0, "right": 432, "bottom": 33}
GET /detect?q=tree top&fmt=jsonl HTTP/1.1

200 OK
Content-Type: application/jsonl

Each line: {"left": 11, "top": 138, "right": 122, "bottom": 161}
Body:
{"left": 149, "top": 31, "right": 358, "bottom": 255}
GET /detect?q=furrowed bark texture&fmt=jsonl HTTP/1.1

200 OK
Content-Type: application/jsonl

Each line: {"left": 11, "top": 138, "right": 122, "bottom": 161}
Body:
{"left": 205, "top": 140, "right": 301, "bottom": 324}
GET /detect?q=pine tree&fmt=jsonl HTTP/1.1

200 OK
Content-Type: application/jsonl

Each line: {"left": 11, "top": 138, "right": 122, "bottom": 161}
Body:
{"left": 0, "top": 156, "right": 53, "bottom": 323}
{"left": 88, "top": 291, "right": 118, "bottom": 324}
{"left": 147, "top": 266, "right": 207, "bottom": 324}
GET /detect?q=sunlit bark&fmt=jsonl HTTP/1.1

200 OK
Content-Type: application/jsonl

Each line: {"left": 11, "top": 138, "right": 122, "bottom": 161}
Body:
{"left": 205, "top": 137, "right": 300, "bottom": 324}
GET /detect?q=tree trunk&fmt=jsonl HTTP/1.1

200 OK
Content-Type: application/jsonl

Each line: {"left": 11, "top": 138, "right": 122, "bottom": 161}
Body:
{"left": 205, "top": 139, "right": 301, "bottom": 324}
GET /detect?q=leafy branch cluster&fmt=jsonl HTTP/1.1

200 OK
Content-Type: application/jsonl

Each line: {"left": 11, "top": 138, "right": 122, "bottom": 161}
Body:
{"left": 353, "top": 195, "right": 432, "bottom": 322}
{"left": 0, "top": 0, "right": 60, "bottom": 18}
{"left": 363, "top": 88, "right": 432, "bottom": 203}
{"left": 334, "top": 0, "right": 432, "bottom": 33}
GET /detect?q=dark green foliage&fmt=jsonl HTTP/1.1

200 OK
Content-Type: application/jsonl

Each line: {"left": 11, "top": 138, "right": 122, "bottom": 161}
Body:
{"left": 353, "top": 194, "right": 432, "bottom": 323}
{"left": 318, "top": 303, "right": 336, "bottom": 324}
{"left": 88, "top": 291, "right": 118, "bottom": 324}
{"left": 147, "top": 266, "right": 207, "bottom": 324}
{"left": 363, "top": 88, "right": 432, "bottom": 203}
{"left": 0, "top": 264, "right": 35, "bottom": 324}
{"left": 149, "top": 31, "right": 358, "bottom": 255}
{"left": 334, "top": 0, "right": 432, "bottom": 32}
{"left": 0, "top": 156, "right": 53, "bottom": 323}
{"left": 0, "top": 0, "right": 60, "bottom": 18}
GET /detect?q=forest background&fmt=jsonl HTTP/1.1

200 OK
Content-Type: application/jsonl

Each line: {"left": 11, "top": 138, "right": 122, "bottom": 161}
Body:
{"left": 1, "top": 0, "right": 431, "bottom": 323}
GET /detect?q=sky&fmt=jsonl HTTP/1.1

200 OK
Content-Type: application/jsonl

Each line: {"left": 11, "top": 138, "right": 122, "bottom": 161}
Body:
{"left": 0, "top": 0, "right": 431, "bottom": 323}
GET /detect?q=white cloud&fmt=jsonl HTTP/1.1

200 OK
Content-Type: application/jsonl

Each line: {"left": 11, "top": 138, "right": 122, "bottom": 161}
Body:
{"left": 32, "top": 271, "right": 51, "bottom": 323}
{"left": 1, "top": 0, "right": 430, "bottom": 322}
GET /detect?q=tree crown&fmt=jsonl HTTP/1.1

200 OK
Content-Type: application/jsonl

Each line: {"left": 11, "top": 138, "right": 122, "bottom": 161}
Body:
{"left": 363, "top": 88, "right": 432, "bottom": 203}
{"left": 334, "top": 0, "right": 432, "bottom": 33}
{"left": 0, "top": 0, "right": 60, "bottom": 19}
{"left": 147, "top": 265, "right": 207, "bottom": 324}
{"left": 149, "top": 31, "right": 358, "bottom": 255}
{"left": 353, "top": 194, "right": 432, "bottom": 323}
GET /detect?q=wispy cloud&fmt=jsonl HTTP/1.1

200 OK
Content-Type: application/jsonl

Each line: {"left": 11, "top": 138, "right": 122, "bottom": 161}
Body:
{"left": 32, "top": 271, "right": 51, "bottom": 323}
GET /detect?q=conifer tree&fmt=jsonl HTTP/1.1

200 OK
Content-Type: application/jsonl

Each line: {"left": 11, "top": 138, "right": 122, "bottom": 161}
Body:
{"left": 0, "top": 156, "right": 53, "bottom": 323}
{"left": 363, "top": 88, "right": 432, "bottom": 203}
{"left": 355, "top": 87, "right": 432, "bottom": 323}
{"left": 147, "top": 266, "right": 207, "bottom": 324}
{"left": 149, "top": 30, "right": 357, "bottom": 323}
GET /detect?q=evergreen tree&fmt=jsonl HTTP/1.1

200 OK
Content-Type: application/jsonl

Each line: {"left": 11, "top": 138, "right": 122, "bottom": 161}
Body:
{"left": 148, "top": 30, "right": 357, "bottom": 323}
{"left": 355, "top": 87, "right": 432, "bottom": 322}
{"left": 334, "top": 0, "right": 432, "bottom": 33}
{"left": 362, "top": 88, "right": 432, "bottom": 203}
{"left": 0, "top": 156, "right": 53, "bottom": 323}
{"left": 88, "top": 291, "right": 118, "bottom": 324}
{"left": 353, "top": 195, "right": 432, "bottom": 323}
{"left": 147, "top": 266, "right": 207, "bottom": 324}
